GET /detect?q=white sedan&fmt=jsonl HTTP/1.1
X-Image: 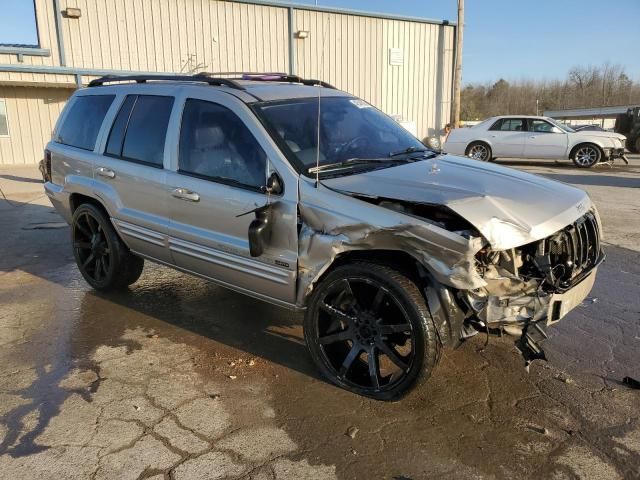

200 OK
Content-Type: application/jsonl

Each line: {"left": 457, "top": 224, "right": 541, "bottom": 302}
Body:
{"left": 444, "top": 115, "right": 627, "bottom": 168}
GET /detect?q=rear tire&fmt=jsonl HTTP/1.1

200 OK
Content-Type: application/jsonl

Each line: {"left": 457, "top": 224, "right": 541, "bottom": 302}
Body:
{"left": 72, "top": 203, "right": 144, "bottom": 291}
{"left": 304, "top": 262, "right": 439, "bottom": 401}
{"left": 465, "top": 142, "right": 492, "bottom": 161}
{"left": 571, "top": 143, "right": 602, "bottom": 168}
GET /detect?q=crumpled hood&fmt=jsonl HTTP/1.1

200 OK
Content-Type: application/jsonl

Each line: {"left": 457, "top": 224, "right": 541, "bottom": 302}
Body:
{"left": 322, "top": 155, "right": 591, "bottom": 250}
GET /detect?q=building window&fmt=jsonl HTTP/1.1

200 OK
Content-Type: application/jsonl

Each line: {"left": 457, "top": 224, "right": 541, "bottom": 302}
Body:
{"left": 0, "top": 1, "right": 39, "bottom": 46}
{"left": 0, "top": 100, "right": 9, "bottom": 137}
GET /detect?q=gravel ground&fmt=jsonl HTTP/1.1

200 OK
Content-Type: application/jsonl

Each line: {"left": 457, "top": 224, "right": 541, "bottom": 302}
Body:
{"left": 0, "top": 155, "right": 638, "bottom": 479}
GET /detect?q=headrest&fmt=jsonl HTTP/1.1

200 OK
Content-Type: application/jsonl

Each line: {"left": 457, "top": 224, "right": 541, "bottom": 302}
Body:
{"left": 195, "top": 125, "right": 225, "bottom": 148}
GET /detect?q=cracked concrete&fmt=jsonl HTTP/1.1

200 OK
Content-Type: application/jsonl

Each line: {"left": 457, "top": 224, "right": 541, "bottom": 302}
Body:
{"left": 0, "top": 161, "right": 639, "bottom": 479}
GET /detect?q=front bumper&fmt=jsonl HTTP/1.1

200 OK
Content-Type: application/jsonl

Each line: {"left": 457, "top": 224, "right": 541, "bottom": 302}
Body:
{"left": 547, "top": 267, "right": 597, "bottom": 324}
{"left": 603, "top": 147, "right": 625, "bottom": 160}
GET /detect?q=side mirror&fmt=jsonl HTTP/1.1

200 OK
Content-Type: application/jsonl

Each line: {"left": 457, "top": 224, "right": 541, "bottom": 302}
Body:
{"left": 263, "top": 171, "right": 283, "bottom": 196}
{"left": 248, "top": 203, "right": 274, "bottom": 257}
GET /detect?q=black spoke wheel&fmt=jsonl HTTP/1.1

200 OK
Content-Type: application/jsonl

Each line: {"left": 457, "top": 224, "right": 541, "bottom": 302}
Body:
{"left": 72, "top": 203, "right": 144, "bottom": 291}
{"left": 304, "top": 262, "right": 439, "bottom": 400}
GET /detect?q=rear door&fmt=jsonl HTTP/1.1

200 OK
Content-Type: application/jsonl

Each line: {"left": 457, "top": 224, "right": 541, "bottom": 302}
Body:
{"left": 164, "top": 91, "right": 299, "bottom": 305}
{"left": 524, "top": 119, "right": 568, "bottom": 158}
{"left": 486, "top": 118, "right": 527, "bottom": 157}
{"left": 93, "top": 93, "right": 174, "bottom": 263}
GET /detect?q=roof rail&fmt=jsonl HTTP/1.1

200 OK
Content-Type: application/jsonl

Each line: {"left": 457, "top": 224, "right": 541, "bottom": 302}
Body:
{"left": 88, "top": 74, "right": 245, "bottom": 90}
{"left": 199, "top": 71, "right": 336, "bottom": 89}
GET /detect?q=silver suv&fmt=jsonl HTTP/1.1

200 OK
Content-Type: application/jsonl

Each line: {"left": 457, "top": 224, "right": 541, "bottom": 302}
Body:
{"left": 44, "top": 73, "right": 603, "bottom": 400}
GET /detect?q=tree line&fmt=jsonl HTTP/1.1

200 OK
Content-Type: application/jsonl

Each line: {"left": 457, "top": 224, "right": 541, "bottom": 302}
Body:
{"left": 461, "top": 63, "right": 640, "bottom": 121}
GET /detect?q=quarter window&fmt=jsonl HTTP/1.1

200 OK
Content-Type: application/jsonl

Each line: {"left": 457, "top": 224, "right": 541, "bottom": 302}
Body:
{"left": 178, "top": 99, "right": 267, "bottom": 189}
{"left": 56, "top": 95, "right": 115, "bottom": 150}
{"left": 0, "top": 100, "right": 8, "bottom": 136}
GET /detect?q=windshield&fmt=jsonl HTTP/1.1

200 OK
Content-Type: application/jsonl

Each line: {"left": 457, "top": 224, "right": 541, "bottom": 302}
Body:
{"left": 547, "top": 118, "right": 575, "bottom": 133}
{"left": 254, "top": 97, "right": 428, "bottom": 174}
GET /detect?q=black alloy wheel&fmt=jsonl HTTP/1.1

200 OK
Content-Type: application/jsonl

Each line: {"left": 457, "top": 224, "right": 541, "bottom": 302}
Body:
{"left": 72, "top": 203, "right": 144, "bottom": 290}
{"left": 74, "top": 210, "right": 112, "bottom": 284}
{"left": 304, "top": 263, "right": 439, "bottom": 400}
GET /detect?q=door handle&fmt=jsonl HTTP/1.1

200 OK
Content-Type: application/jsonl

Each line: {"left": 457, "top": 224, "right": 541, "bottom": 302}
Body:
{"left": 171, "top": 188, "right": 200, "bottom": 202}
{"left": 529, "top": 135, "right": 536, "bottom": 139}
{"left": 96, "top": 167, "right": 115, "bottom": 179}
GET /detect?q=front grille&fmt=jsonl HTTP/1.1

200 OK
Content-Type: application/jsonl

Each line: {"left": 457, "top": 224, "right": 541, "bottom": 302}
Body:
{"left": 544, "top": 211, "right": 601, "bottom": 288}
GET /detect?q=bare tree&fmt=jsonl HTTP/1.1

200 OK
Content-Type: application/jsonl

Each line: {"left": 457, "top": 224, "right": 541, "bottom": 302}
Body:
{"left": 461, "top": 63, "right": 640, "bottom": 120}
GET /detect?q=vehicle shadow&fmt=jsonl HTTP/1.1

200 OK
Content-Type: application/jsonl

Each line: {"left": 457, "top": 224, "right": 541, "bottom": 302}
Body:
{"left": 0, "top": 174, "right": 43, "bottom": 184}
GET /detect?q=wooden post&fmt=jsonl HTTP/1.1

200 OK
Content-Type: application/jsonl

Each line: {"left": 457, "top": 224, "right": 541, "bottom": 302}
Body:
{"left": 452, "top": 0, "right": 464, "bottom": 128}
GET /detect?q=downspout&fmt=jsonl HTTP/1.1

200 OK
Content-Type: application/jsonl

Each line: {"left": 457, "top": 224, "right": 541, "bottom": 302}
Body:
{"left": 287, "top": 7, "right": 295, "bottom": 75}
{"left": 53, "top": 0, "right": 67, "bottom": 66}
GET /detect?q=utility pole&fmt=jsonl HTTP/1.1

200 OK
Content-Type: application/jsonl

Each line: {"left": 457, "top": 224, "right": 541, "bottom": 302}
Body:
{"left": 452, "top": 0, "right": 464, "bottom": 128}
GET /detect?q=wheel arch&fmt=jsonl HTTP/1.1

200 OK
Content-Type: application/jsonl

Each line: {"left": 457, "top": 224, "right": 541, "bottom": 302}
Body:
{"left": 305, "top": 249, "right": 466, "bottom": 349}
{"left": 465, "top": 139, "right": 493, "bottom": 157}
{"left": 568, "top": 141, "right": 604, "bottom": 160}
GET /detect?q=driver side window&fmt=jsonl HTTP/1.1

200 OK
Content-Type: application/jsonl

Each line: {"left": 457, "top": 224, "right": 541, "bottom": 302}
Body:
{"left": 179, "top": 99, "right": 267, "bottom": 190}
{"left": 529, "top": 119, "right": 556, "bottom": 133}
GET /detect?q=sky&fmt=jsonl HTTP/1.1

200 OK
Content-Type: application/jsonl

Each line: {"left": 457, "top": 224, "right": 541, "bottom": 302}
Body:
{"left": 1, "top": 0, "right": 638, "bottom": 85}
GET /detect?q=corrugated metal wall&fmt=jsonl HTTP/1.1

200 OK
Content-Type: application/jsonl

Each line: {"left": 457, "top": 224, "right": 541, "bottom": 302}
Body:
{"left": 294, "top": 9, "right": 455, "bottom": 139}
{"left": 0, "top": 87, "right": 70, "bottom": 165}
{"left": 0, "top": 0, "right": 455, "bottom": 164}
{"left": 58, "top": 0, "right": 289, "bottom": 74}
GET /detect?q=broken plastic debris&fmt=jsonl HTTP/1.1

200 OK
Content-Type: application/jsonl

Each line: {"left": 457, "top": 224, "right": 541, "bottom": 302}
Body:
{"left": 527, "top": 424, "right": 549, "bottom": 435}
{"left": 345, "top": 426, "right": 359, "bottom": 439}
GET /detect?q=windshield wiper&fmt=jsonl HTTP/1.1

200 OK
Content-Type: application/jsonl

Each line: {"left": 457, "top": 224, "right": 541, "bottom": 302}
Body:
{"left": 389, "top": 146, "right": 431, "bottom": 157}
{"left": 308, "top": 157, "right": 410, "bottom": 174}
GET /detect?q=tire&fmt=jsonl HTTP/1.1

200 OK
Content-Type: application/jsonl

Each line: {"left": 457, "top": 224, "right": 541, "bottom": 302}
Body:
{"left": 465, "top": 142, "right": 492, "bottom": 161}
{"left": 303, "top": 262, "right": 439, "bottom": 401}
{"left": 71, "top": 203, "right": 144, "bottom": 291}
{"left": 571, "top": 143, "right": 602, "bottom": 168}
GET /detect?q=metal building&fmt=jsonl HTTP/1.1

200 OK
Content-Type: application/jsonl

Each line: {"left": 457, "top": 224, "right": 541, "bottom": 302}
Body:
{"left": 544, "top": 105, "right": 640, "bottom": 130}
{"left": 0, "top": 0, "right": 456, "bottom": 165}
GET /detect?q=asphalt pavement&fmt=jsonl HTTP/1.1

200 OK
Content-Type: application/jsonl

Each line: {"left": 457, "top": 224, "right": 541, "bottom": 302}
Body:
{"left": 0, "top": 155, "right": 638, "bottom": 479}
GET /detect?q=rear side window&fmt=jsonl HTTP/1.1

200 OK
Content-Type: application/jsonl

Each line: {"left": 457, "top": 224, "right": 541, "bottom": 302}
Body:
{"left": 105, "top": 95, "right": 174, "bottom": 167}
{"left": 489, "top": 118, "right": 525, "bottom": 132}
{"left": 56, "top": 95, "right": 115, "bottom": 150}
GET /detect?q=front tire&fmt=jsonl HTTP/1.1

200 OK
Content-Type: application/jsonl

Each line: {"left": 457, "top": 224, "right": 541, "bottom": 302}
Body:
{"left": 72, "top": 203, "right": 144, "bottom": 291}
{"left": 572, "top": 144, "right": 602, "bottom": 168}
{"left": 304, "top": 262, "right": 439, "bottom": 401}
{"left": 465, "top": 142, "right": 492, "bottom": 161}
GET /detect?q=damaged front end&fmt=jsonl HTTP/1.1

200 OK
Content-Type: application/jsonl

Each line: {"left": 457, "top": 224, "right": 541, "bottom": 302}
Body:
{"left": 463, "top": 210, "right": 604, "bottom": 361}
{"left": 301, "top": 162, "right": 604, "bottom": 366}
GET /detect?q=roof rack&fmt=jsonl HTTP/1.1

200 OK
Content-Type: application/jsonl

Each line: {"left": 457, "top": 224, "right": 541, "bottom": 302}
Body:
{"left": 200, "top": 72, "right": 336, "bottom": 89}
{"left": 88, "top": 74, "right": 245, "bottom": 90}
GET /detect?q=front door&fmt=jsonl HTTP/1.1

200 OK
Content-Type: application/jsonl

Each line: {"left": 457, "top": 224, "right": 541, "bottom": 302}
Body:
{"left": 487, "top": 118, "right": 527, "bottom": 157}
{"left": 524, "top": 119, "right": 568, "bottom": 158}
{"left": 165, "top": 94, "right": 299, "bottom": 305}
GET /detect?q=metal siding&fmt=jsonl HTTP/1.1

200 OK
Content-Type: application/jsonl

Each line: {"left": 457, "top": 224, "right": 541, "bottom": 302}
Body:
{"left": 0, "top": 0, "right": 454, "bottom": 163}
{"left": 294, "top": 10, "right": 454, "bottom": 139}
{"left": 0, "top": 87, "right": 70, "bottom": 165}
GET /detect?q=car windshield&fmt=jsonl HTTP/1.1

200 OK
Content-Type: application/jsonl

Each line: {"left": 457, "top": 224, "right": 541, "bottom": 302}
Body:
{"left": 254, "top": 97, "right": 429, "bottom": 174}
{"left": 547, "top": 118, "right": 575, "bottom": 133}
